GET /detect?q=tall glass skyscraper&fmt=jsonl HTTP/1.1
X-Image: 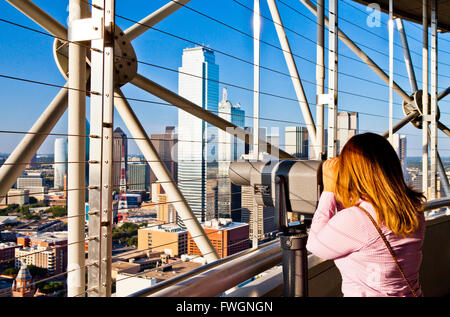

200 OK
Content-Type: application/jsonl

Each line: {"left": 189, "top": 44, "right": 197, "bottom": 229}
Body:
{"left": 177, "top": 47, "right": 219, "bottom": 225}
{"left": 54, "top": 138, "right": 68, "bottom": 190}
{"left": 217, "top": 88, "right": 245, "bottom": 221}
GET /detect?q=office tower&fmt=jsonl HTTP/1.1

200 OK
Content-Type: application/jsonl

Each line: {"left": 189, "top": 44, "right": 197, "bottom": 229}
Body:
{"left": 157, "top": 194, "right": 176, "bottom": 224}
{"left": 187, "top": 218, "right": 250, "bottom": 258}
{"left": 150, "top": 126, "right": 178, "bottom": 189}
{"left": 16, "top": 172, "right": 47, "bottom": 201}
{"left": 392, "top": 133, "right": 408, "bottom": 183}
{"left": 16, "top": 173, "right": 44, "bottom": 188}
{"left": 128, "top": 162, "right": 150, "bottom": 191}
{"left": 217, "top": 88, "right": 245, "bottom": 221}
{"left": 241, "top": 185, "right": 276, "bottom": 241}
{"left": 337, "top": 111, "right": 359, "bottom": 154}
{"left": 113, "top": 127, "right": 128, "bottom": 191}
{"left": 285, "top": 126, "right": 309, "bottom": 159}
{"left": 177, "top": 47, "right": 219, "bottom": 225}
{"left": 54, "top": 138, "right": 68, "bottom": 190}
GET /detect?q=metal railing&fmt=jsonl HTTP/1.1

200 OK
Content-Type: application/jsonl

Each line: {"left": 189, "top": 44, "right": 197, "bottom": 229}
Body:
{"left": 128, "top": 198, "right": 450, "bottom": 297}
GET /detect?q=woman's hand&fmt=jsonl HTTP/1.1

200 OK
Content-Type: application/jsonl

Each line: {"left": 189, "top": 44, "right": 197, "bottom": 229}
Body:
{"left": 322, "top": 158, "right": 339, "bottom": 193}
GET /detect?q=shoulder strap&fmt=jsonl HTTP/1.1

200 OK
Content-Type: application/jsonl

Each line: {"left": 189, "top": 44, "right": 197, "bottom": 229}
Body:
{"left": 358, "top": 205, "right": 418, "bottom": 297}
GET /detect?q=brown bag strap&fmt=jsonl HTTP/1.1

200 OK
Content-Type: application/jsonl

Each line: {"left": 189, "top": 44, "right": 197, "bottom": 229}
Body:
{"left": 358, "top": 205, "right": 418, "bottom": 297}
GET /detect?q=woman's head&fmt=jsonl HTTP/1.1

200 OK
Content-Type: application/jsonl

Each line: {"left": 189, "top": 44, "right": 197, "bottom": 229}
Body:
{"left": 335, "top": 132, "right": 425, "bottom": 236}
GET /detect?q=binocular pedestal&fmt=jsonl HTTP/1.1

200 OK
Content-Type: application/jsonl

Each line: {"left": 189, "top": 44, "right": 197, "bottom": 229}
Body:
{"left": 280, "top": 227, "right": 309, "bottom": 297}
{"left": 275, "top": 175, "right": 311, "bottom": 297}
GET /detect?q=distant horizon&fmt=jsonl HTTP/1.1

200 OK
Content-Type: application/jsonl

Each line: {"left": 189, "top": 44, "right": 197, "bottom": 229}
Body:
{"left": 1, "top": 152, "right": 448, "bottom": 161}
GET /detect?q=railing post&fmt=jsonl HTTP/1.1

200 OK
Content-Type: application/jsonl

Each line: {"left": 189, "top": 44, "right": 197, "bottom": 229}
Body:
{"left": 316, "top": 0, "right": 325, "bottom": 158}
{"left": 88, "top": 0, "right": 115, "bottom": 297}
{"left": 67, "top": 0, "right": 89, "bottom": 297}
{"left": 422, "top": 0, "right": 429, "bottom": 199}
{"left": 327, "top": 0, "right": 338, "bottom": 159}
{"left": 430, "top": 0, "right": 438, "bottom": 199}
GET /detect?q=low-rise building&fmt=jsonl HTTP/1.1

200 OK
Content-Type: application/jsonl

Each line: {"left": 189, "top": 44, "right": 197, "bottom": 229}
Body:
{"left": 0, "top": 242, "right": 19, "bottom": 270}
{"left": 0, "top": 189, "right": 29, "bottom": 206}
{"left": 187, "top": 218, "right": 250, "bottom": 259}
{"left": 137, "top": 224, "right": 188, "bottom": 257}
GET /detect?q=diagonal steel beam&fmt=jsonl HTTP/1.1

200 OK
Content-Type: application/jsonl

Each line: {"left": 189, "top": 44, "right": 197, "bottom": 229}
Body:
{"left": 130, "top": 73, "right": 295, "bottom": 159}
{"left": 380, "top": 111, "right": 420, "bottom": 138}
{"left": 438, "top": 87, "right": 450, "bottom": 100}
{"left": 396, "top": 19, "right": 418, "bottom": 93}
{"left": 266, "top": 0, "right": 317, "bottom": 157}
{"left": 124, "top": 0, "right": 192, "bottom": 41}
{"left": 0, "top": 86, "right": 68, "bottom": 199}
{"left": 113, "top": 88, "right": 219, "bottom": 263}
{"left": 438, "top": 121, "right": 450, "bottom": 137}
{"left": 6, "top": 0, "right": 67, "bottom": 40}
{"left": 299, "top": 0, "right": 412, "bottom": 104}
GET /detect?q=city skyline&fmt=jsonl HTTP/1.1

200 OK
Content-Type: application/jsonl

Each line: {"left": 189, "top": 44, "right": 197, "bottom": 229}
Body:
{"left": 0, "top": 1, "right": 448, "bottom": 159}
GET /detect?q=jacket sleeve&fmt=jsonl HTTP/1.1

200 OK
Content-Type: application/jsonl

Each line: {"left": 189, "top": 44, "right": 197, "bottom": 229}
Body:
{"left": 306, "top": 191, "right": 367, "bottom": 260}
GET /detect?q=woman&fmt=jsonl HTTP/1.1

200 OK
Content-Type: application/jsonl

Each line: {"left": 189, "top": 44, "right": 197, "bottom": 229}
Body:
{"left": 306, "top": 132, "right": 426, "bottom": 297}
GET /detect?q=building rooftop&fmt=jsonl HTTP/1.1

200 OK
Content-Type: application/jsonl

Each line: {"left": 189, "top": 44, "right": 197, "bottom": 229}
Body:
{"left": 142, "top": 224, "right": 187, "bottom": 233}
{"left": 0, "top": 241, "right": 17, "bottom": 249}
{"left": 201, "top": 218, "right": 249, "bottom": 231}
{"left": 134, "top": 261, "right": 203, "bottom": 281}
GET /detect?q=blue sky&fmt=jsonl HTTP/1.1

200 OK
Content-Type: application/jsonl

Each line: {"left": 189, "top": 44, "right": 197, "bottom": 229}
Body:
{"left": 0, "top": 0, "right": 449, "bottom": 157}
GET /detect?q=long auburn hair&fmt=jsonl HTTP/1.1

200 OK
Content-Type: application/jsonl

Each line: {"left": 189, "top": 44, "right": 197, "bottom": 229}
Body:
{"left": 335, "top": 132, "right": 425, "bottom": 236}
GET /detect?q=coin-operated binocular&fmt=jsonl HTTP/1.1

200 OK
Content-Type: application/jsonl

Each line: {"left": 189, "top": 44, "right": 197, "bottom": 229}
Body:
{"left": 229, "top": 160, "right": 323, "bottom": 297}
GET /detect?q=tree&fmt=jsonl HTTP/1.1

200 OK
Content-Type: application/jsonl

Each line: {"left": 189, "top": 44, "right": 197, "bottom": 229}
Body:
{"left": 48, "top": 206, "right": 67, "bottom": 218}
{"left": 127, "top": 236, "right": 138, "bottom": 247}
{"left": 2, "top": 267, "right": 19, "bottom": 277}
{"left": 27, "top": 265, "right": 48, "bottom": 278}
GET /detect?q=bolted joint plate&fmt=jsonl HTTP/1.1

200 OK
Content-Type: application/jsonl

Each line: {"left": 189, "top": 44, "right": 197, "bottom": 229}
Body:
{"left": 53, "top": 26, "right": 137, "bottom": 90}
{"left": 402, "top": 90, "right": 441, "bottom": 129}
{"left": 113, "top": 28, "right": 138, "bottom": 87}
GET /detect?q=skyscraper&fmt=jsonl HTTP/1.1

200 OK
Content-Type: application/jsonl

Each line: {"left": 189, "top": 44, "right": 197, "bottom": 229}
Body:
{"left": 177, "top": 47, "right": 219, "bottom": 225}
{"left": 285, "top": 126, "right": 309, "bottom": 159}
{"left": 150, "top": 126, "right": 178, "bottom": 189}
{"left": 54, "top": 138, "right": 68, "bottom": 190}
{"left": 217, "top": 88, "right": 245, "bottom": 221}
{"left": 128, "top": 162, "right": 150, "bottom": 191}
{"left": 337, "top": 111, "right": 359, "bottom": 154}
{"left": 392, "top": 133, "right": 408, "bottom": 183}
{"left": 113, "top": 127, "right": 128, "bottom": 191}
